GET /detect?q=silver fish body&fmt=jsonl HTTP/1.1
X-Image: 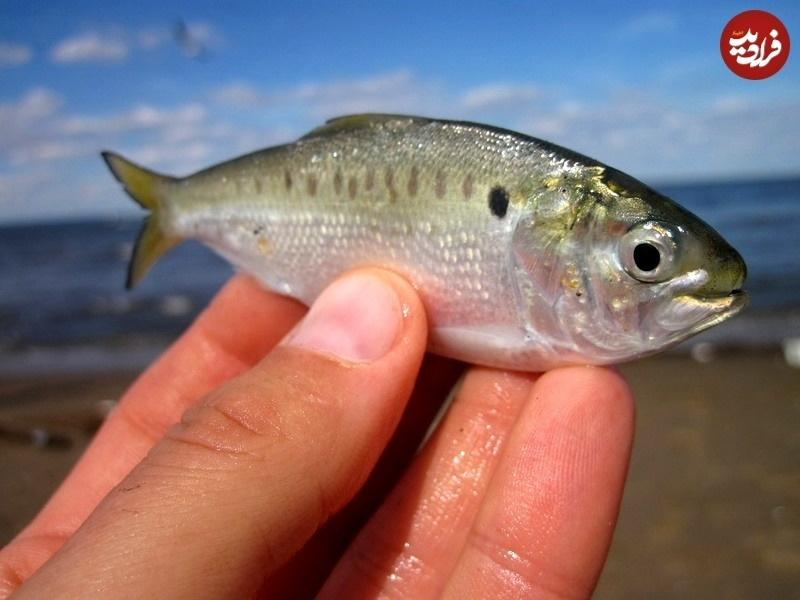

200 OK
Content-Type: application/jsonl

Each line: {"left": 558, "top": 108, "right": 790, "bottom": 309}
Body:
{"left": 103, "top": 114, "right": 747, "bottom": 370}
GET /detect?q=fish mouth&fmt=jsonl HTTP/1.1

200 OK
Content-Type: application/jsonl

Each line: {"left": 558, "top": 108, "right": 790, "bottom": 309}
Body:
{"left": 646, "top": 267, "right": 748, "bottom": 334}
{"left": 666, "top": 288, "right": 749, "bottom": 334}
{"left": 690, "top": 287, "right": 748, "bottom": 313}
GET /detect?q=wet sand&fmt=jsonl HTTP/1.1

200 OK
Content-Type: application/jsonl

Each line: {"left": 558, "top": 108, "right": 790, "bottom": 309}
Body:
{"left": 602, "top": 352, "right": 800, "bottom": 599}
{"left": 0, "top": 373, "right": 135, "bottom": 539}
{"left": 1, "top": 353, "right": 798, "bottom": 597}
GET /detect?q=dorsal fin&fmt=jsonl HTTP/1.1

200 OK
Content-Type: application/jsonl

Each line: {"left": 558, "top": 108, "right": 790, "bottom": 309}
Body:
{"left": 299, "top": 114, "right": 433, "bottom": 141}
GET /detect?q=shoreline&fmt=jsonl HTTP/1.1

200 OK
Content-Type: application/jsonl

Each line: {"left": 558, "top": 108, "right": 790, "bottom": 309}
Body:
{"left": 1, "top": 350, "right": 799, "bottom": 596}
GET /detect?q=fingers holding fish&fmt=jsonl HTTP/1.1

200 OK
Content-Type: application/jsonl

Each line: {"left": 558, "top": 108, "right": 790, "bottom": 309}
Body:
{"left": 1, "top": 269, "right": 634, "bottom": 599}
{"left": 441, "top": 366, "right": 634, "bottom": 599}
{"left": 259, "top": 353, "right": 467, "bottom": 598}
{"left": 318, "top": 366, "right": 633, "bottom": 599}
{"left": 8, "top": 269, "right": 430, "bottom": 598}
{"left": 318, "top": 367, "right": 538, "bottom": 598}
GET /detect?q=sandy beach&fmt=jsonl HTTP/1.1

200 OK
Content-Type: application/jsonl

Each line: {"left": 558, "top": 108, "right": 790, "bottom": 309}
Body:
{"left": 1, "top": 351, "right": 798, "bottom": 598}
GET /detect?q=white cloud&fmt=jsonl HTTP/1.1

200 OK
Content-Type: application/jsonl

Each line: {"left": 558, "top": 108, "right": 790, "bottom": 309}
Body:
{"left": 459, "top": 83, "right": 540, "bottom": 112}
{"left": 0, "top": 89, "right": 90, "bottom": 165}
{"left": 0, "top": 42, "right": 32, "bottom": 67}
{"left": 0, "top": 86, "right": 214, "bottom": 173}
{"left": 212, "top": 69, "right": 437, "bottom": 118}
{"left": 60, "top": 104, "right": 206, "bottom": 136}
{"left": 0, "top": 88, "right": 222, "bottom": 220}
{"left": 0, "top": 88, "right": 61, "bottom": 124}
{"left": 50, "top": 31, "right": 128, "bottom": 63}
{"left": 48, "top": 22, "right": 225, "bottom": 65}
{"left": 0, "top": 89, "right": 64, "bottom": 162}
{"left": 211, "top": 82, "right": 264, "bottom": 107}
{"left": 129, "top": 141, "right": 213, "bottom": 170}
{"left": 10, "top": 140, "right": 95, "bottom": 164}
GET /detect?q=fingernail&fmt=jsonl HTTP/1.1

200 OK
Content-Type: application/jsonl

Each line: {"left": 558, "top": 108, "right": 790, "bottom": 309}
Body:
{"left": 283, "top": 273, "right": 404, "bottom": 363}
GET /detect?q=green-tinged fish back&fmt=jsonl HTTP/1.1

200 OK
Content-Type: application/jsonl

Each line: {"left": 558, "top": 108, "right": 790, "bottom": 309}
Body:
{"left": 101, "top": 151, "right": 181, "bottom": 288}
{"left": 298, "top": 114, "right": 434, "bottom": 140}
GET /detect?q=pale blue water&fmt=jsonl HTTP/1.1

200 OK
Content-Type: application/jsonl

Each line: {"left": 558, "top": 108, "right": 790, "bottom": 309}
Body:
{"left": 1, "top": 176, "right": 799, "bottom": 373}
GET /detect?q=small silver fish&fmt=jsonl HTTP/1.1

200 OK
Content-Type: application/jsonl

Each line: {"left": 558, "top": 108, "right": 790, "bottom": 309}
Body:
{"left": 102, "top": 114, "right": 747, "bottom": 370}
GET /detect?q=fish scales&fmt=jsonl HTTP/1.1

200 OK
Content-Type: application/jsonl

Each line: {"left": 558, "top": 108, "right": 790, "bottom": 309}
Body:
{"left": 167, "top": 118, "right": 534, "bottom": 341}
{"left": 103, "top": 114, "right": 748, "bottom": 370}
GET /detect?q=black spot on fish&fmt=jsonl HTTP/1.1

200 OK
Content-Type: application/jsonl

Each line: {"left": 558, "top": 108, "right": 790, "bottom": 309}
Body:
{"left": 334, "top": 169, "right": 343, "bottom": 194}
{"left": 348, "top": 176, "right": 357, "bottom": 199}
{"left": 435, "top": 169, "right": 446, "bottom": 199}
{"left": 462, "top": 174, "right": 474, "bottom": 200}
{"left": 255, "top": 178, "right": 262, "bottom": 194}
{"left": 307, "top": 174, "right": 317, "bottom": 196}
{"left": 407, "top": 166, "right": 419, "bottom": 197}
{"left": 284, "top": 171, "right": 292, "bottom": 191}
{"left": 489, "top": 186, "right": 509, "bottom": 219}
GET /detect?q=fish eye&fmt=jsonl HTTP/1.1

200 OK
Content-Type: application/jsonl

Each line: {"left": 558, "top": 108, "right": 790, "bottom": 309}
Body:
{"left": 619, "top": 222, "right": 680, "bottom": 283}
{"left": 633, "top": 242, "right": 660, "bottom": 272}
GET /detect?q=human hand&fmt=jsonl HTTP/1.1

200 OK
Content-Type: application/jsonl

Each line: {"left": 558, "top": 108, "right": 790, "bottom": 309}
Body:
{"left": 0, "top": 269, "right": 634, "bottom": 599}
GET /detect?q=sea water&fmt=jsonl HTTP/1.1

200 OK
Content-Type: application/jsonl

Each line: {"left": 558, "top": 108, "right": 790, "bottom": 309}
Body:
{"left": 1, "top": 177, "right": 799, "bottom": 374}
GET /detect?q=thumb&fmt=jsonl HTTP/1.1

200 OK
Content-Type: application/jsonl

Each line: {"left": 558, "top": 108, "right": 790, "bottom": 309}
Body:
{"left": 14, "top": 269, "right": 428, "bottom": 600}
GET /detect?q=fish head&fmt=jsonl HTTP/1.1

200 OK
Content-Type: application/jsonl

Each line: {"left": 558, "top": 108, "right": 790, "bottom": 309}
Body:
{"left": 569, "top": 167, "right": 748, "bottom": 361}
{"left": 512, "top": 165, "right": 747, "bottom": 366}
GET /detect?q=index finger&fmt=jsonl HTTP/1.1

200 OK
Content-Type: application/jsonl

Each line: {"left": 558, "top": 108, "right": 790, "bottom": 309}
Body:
{"left": 0, "top": 275, "right": 306, "bottom": 592}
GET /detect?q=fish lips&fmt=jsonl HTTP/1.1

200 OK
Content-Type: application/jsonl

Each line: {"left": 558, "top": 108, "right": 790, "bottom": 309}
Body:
{"left": 650, "top": 270, "right": 749, "bottom": 335}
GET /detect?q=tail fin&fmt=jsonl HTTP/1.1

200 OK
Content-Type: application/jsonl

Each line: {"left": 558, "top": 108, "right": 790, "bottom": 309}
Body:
{"left": 101, "top": 152, "right": 182, "bottom": 288}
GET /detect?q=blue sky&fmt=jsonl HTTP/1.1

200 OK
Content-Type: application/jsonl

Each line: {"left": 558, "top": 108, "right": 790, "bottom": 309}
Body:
{"left": 1, "top": 0, "right": 799, "bottom": 222}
